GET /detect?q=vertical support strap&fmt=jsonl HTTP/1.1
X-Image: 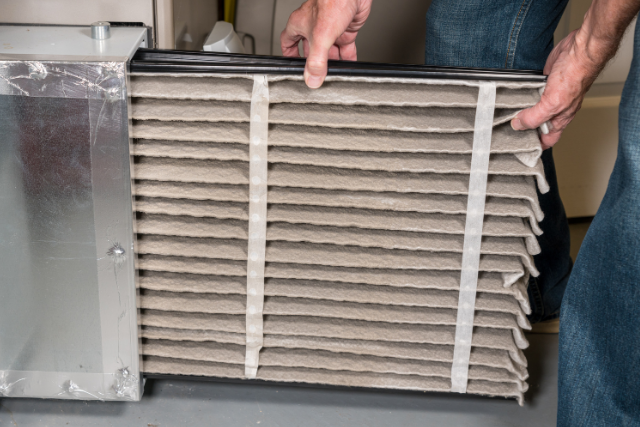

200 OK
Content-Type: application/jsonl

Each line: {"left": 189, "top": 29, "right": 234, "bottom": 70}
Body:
{"left": 245, "top": 75, "right": 269, "bottom": 378}
{"left": 451, "top": 82, "right": 496, "bottom": 393}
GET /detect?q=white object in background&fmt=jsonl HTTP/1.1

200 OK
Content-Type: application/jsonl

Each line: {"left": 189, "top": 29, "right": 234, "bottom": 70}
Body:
{"left": 203, "top": 21, "right": 245, "bottom": 53}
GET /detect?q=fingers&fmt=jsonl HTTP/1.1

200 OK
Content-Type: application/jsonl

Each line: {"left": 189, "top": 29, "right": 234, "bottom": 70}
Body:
{"left": 328, "top": 44, "right": 341, "bottom": 60}
{"left": 540, "top": 129, "right": 563, "bottom": 149}
{"left": 305, "top": 34, "right": 334, "bottom": 88}
{"left": 510, "top": 99, "right": 556, "bottom": 131}
{"left": 280, "top": 9, "right": 306, "bottom": 57}
{"left": 281, "top": 2, "right": 344, "bottom": 88}
{"left": 511, "top": 102, "right": 566, "bottom": 150}
{"left": 282, "top": 42, "right": 302, "bottom": 58}
{"left": 338, "top": 41, "right": 357, "bottom": 61}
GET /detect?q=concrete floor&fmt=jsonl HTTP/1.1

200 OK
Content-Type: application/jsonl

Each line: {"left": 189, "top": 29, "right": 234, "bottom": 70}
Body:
{"left": 0, "top": 334, "right": 557, "bottom": 427}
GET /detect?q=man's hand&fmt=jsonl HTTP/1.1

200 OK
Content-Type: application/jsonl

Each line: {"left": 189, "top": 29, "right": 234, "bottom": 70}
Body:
{"left": 281, "top": 0, "right": 372, "bottom": 89}
{"left": 511, "top": 0, "right": 640, "bottom": 149}
{"left": 511, "top": 30, "right": 603, "bottom": 149}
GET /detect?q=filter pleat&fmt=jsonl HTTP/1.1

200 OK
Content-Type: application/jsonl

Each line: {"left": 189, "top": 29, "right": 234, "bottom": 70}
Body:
{"left": 130, "top": 72, "right": 546, "bottom": 404}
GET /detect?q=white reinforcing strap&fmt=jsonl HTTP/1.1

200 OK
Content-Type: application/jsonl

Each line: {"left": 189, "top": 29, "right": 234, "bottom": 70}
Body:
{"left": 450, "top": 81, "right": 497, "bottom": 393}
{"left": 245, "top": 75, "right": 269, "bottom": 378}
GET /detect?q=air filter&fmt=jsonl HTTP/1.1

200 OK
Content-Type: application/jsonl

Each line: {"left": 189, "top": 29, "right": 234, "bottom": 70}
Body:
{"left": 129, "top": 51, "right": 547, "bottom": 405}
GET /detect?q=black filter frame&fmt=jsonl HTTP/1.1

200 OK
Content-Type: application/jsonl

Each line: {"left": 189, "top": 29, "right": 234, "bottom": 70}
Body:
{"left": 131, "top": 48, "right": 546, "bottom": 82}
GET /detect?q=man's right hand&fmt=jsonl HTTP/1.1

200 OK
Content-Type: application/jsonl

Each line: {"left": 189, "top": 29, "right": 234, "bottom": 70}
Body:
{"left": 280, "top": 0, "right": 372, "bottom": 89}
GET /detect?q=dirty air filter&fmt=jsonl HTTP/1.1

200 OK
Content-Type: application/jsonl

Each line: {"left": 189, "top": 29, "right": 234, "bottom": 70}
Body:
{"left": 129, "top": 50, "right": 547, "bottom": 405}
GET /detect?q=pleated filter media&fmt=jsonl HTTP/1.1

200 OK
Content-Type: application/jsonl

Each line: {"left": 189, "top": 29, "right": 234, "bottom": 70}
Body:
{"left": 129, "top": 72, "right": 548, "bottom": 405}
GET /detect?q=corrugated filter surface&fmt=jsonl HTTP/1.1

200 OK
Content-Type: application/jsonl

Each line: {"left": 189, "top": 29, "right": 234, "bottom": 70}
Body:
{"left": 129, "top": 73, "right": 547, "bottom": 405}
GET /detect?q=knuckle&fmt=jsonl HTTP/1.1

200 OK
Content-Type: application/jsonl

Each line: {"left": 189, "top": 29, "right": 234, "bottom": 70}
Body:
{"left": 306, "top": 59, "right": 326, "bottom": 72}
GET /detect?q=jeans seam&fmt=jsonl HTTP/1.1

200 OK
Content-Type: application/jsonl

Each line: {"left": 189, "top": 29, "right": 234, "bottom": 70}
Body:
{"left": 504, "top": 0, "right": 534, "bottom": 68}
{"left": 528, "top": 278, "right": 545, "bottom": 323}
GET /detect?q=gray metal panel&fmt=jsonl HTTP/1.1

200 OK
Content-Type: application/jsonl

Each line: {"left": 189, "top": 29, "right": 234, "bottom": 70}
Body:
{"left": 0, "top": 25, "right": 141, "bottom": 401}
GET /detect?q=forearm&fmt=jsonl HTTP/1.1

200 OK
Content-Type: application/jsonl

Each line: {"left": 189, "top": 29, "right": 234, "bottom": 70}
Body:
{"left": 574, "top": 0, "right": 640, "bottom": 72}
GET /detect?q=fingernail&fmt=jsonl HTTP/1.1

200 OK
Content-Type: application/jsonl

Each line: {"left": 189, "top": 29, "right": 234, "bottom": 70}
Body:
{"left": 511, "top": 117, "right": 524, "bottom": 131}
{"left": 306, "top": 75, "right": 322, "bottom": 89}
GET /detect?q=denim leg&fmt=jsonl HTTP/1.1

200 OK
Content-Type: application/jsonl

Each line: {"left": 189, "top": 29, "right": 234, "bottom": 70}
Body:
{"left": 557, "top": 19, "right": 640, "bottom": 427}
{"left": 425, "top": 0, "right": 572, "bottom": 322}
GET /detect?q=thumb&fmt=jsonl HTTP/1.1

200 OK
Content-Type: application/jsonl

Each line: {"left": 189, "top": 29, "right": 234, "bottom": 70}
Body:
{"left": 511, "top": 99, "right": 555, "bottom": 131}
{"left": 304, "top": 35, "right": 332, "bottom": 89}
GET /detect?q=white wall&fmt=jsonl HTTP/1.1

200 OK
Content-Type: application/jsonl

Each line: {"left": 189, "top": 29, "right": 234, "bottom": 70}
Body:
{"left": 235, "top": 0, "right": 277, "bottom": 55}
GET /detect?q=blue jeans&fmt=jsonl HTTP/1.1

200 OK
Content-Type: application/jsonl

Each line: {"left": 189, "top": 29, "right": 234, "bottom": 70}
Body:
{"left": 426, "top": 2, "right": 640, "bottom": 425}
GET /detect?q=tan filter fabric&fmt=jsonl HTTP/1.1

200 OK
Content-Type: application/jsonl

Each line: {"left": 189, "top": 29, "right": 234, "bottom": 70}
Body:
{"left": 129, "top": 73, "right": 545, "bottom": 404}
{"left": 140, "top": 311, "right": 529, "bottom": 367}
{"left": 132, "top": 182, "right": 544, "bottom": 233}
{"left": 130, "top": 119, "right": 542, "bottom": 168}
{"left": 130, "top": 74, "right": 540, "bottom": 108}
{"left": 140, "top": 327, "right": 528, "bottom": 380}
{"left": 133, "top": 198, "right": 542, "bottom": 252}
{"left": 135, "top": 235, "right": 530, "bottom": 280}
{"left": 131, "top": 140, "right": 549, "bottom": 193}
{"left": 141, "top": 339, "right": 528, "bottom": 392}
{"left": 138, "top": 290, "right": 530, "bottom": 349}
{"left": 136, "top": 272, "right": 530, "bottom": 326}
{"left": 134, "top": 214, "right": 539, "bottom": 273}
{"left": 131, "top": 158, "right": 545, "bottom": 220}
